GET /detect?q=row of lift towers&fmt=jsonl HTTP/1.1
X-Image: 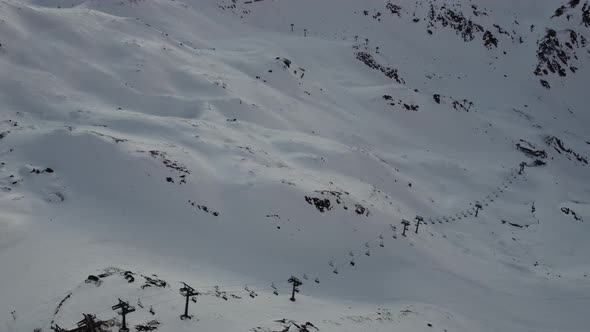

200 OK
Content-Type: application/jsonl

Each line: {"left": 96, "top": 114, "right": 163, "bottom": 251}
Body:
{"left": 54, "top": 203, "right": 485, "bottom": 332}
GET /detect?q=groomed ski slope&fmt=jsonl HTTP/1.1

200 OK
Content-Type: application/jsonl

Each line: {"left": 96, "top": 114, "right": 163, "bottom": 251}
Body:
{"left": 0, "top": 0, "right": 589, "bottom": 331}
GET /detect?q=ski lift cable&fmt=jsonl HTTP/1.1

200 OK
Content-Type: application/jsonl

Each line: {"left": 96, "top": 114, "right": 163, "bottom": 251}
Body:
{"left": 50, "top": 162, "right": 529, "bottom": 325}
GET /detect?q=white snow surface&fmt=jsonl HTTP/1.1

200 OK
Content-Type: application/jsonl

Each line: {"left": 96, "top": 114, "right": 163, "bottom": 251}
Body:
{"left": 0, "top": 0, "right": 589, "bottom": 331}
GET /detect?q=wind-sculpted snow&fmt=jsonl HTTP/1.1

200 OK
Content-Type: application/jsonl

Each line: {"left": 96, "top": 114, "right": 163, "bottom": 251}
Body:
{"left": 0, "top": 0, "right": 589, "bottom": 331}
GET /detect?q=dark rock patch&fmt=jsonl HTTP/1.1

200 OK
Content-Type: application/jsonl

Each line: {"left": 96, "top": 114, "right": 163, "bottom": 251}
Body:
{"left": 432, "top": 94, "right": 473, "bottom": 112}
{"left": 501, "top": 220, "right": 527, "bottom": 228}
{"left": 140, "top": 274, "right": 167, "bottom": 289}
{"left": 268, "top": 319, "right": 319, "bottom": 332}
{"left": 433, "top": 94, "right": 441, "bottom": 104}
{"left": 561, "top": 206, "right": 584, "bottom": 221}
{"left": 145, "top": 150, "right": 190, "bottom": 184}
{"left": 427, "top": 4, "right": 484, "bottom": 43}
{"left": 189, "top": 200, "right": 220, "bottom": 216}
{"left": 386, "top": 2, "right": 402, "bottom": 17}
{"left": 305, "top": 196, "right": 332, "bottom": 212}
{"left": 382, "top": 95, "right": 419, "bottom": 111}
{"left": 85, "top": 275, "right": 101, "bottom": 286}
{"left": 304, "top": 190, "right": 369, "bottom": 216}
{"left": 483, "top": 30, "right": 498, "bottom": 48}
{"left": 452, "top": 99, "right": 473, "bottom": 112}
{"left": 534, "top": 28, "right": 585, "bottom": 83}
{"left": 545, "top": 136, "right": 588, "bottom": 164}
{"left": 135, "top": 320, "right": 160, "bottom": 332}
{"left": 124, "top": 271, "right": 135, "bottom": 283}
{"left": 356, "top": 52, "right": 405, "bottom": 84}
{"left": 516, "top": 140, "right": 548, "bottom": 159}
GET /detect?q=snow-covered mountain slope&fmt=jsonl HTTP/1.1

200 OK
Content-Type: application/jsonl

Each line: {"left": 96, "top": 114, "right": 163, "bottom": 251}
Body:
{"left": 0, "top": 0, "right": 589, "bottom": 331}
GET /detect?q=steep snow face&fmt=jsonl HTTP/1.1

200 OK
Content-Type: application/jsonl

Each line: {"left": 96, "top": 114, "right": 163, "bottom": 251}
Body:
{"left": 0, "top": 0, "right": 589, "bottom": 331}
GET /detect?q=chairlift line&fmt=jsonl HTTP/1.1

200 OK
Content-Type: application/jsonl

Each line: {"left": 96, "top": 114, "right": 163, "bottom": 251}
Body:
{"left": 50, "top": 162, "right": 531, "bottom": 328}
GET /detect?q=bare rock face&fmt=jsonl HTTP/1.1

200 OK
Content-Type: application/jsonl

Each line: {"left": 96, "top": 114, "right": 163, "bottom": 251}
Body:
{"left": 535, "top": 1, "right": 590, "bottom": 86}
{"left": 545, "top": 135, "right": 588, "bottom": 165}
{"left": 534, "top": 29, "right": 584, "bottom": 80}
{"left": 355, "top": 52, "right": 405, "bottom": 84}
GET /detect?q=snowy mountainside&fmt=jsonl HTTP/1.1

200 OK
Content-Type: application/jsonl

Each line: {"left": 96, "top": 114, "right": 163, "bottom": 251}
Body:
{"left": 0, "top": 0, "right": 589, "bottom": 331}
